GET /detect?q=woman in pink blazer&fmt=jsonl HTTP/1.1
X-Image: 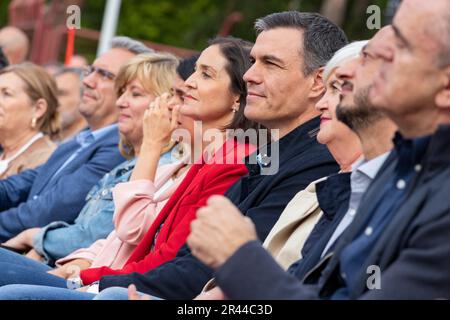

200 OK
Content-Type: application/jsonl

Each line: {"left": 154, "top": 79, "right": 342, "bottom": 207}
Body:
{"left": 47, "top": 56, "right": 199, "bottom": 279}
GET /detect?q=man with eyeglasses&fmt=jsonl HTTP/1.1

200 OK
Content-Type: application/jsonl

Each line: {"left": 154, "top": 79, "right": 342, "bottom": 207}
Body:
{"left": 0, "top": 36, "right": 152, "bottom": 242}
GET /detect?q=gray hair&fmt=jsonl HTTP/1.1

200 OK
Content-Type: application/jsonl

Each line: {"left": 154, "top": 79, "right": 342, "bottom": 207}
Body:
{"left": 323, "top": 40, "right": 368, "bottom": 84}
{"left": 110, "top": 36, "right": 154, "bottom": 55}
{"left": 437, "top": 12, "right": 450, "bottom": 67}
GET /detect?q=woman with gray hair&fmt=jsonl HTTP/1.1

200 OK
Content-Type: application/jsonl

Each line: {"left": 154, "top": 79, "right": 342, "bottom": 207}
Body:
{"left": 323, "top": 41, "right": 368, "bottom": 83}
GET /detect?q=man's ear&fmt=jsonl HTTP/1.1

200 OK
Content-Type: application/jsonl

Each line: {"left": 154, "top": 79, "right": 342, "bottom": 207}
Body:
{"left": 435, "top": 65, "right": 450, "bottom": 110}
{"left": 308, "top": 67, "right": 325, "bottom": 100}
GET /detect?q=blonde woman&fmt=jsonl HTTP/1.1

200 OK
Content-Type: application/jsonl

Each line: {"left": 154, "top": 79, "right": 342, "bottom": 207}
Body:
{"left": 0, "top": 63, "right": 59, "bottom": 178}
{"left": 0, "top": 52, "right": 185, "bottom": 279}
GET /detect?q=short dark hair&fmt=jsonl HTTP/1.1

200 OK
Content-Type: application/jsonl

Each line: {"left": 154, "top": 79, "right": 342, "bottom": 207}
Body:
{"left": 207, "top": 36, "right": 259, "bottom": 132}
{"left": 255, "top": 11, "right": 348, "bottom": 75}
{"left": 437, "top": 12, "right": 450, "bottom": 67}
{"left": 0, "top": 46, "right": 8, "bottom": 70}
{"left": 176, "top": 54, "right": 199, "bottom": 81}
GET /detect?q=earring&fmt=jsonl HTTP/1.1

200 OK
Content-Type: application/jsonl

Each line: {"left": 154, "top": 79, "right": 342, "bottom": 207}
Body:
{"left": 31, "top": 117, "right": 37, "bottom": 129}
{"left": 232, "top": 107, "right": 238, "bottom": 113}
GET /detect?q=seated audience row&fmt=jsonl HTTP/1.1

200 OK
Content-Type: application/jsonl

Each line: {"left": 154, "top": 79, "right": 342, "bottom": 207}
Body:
{"left": 0, "top": 0, "right": 448, "bottom": 300}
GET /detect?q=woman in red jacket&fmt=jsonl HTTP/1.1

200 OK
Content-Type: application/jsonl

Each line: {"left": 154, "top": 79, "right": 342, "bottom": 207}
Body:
{"left": 77, "top": 36, "right": 259, "bottom": 288}
{"left": 0, "top": 37, "right": 260, "bottom": 298}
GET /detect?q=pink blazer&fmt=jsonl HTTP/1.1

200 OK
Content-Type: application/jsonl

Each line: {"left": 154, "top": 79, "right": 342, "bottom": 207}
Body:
{"left": 56, "top": 158, "right": 190, "bottom": 269}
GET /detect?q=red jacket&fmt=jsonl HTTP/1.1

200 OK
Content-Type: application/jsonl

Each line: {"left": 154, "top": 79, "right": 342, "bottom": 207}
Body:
{"left": 80, "top": 139, "right": 255, "bottom": 285}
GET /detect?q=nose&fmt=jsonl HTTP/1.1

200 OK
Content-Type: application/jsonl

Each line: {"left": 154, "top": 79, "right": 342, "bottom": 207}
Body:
{"left": 82, "top": 70, "right": 96, "bottom": 90}
{"left": 116, "top": 91, "right": 128, "bottom": 108}
{"left": 371, "top": 26, "right": 395, "bottom": 61}
{"left": 315, "top": 93, "right": 329, "bottom": 113}
{"left": 243, "top": 62, "right": 262, "bottom": 85}
{"left": 336, "top": 61, "right": 357, "bottom": 82}
{"left": 184, "top": 73, "right": 197, "bottom": 90}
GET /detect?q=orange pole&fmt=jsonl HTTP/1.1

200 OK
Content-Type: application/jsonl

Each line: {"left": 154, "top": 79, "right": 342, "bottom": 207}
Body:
{"left": 64, "top": 28, "right": 76, "bottom": 65}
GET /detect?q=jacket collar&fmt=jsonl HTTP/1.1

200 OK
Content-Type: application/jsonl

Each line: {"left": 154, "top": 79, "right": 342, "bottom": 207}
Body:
{"left": 392, "top": 131, "right": 431, "bottom": 176}
{"left": 245, "top": 116, "right": 321, "bottom": 176}
{"left": 425, "top": 124, "right": 450, "bottom": 167}
{"left": 316, "top": 172, "right": 351, "bottom": 221}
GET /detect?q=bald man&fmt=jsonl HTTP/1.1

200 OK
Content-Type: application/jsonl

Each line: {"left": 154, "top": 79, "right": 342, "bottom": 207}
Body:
{"left": 0, "top": 26, "right": 29, "bottom": 64}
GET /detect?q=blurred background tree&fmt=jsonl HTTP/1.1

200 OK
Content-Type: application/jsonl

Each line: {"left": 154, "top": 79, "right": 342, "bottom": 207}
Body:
{"left": 81, "top": 0, "right": 389, "bottom": 49}
{"left": 1, "top": 0, "right": 394, "bottom": 61}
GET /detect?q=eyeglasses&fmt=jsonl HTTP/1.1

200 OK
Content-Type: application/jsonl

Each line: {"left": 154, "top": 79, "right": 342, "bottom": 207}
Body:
{"left": 83, "top": 65, "right": 116, "bottom": 81}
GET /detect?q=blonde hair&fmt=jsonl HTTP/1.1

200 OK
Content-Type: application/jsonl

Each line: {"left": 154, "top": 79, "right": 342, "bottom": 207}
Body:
{"left": 114, "top": 52, "right": 179, "bottom": 158}
{"left": 0, "top": 62, "right": 60, "bottom": 138}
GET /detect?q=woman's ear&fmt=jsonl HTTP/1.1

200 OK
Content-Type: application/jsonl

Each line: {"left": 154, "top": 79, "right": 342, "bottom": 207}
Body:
{"left": 308, "top": 67, "right": 325, "bottom": 100}
{"left": 33, "top": 98, "right": 48, "bottom": 121}
{"left": 232, "top": 95, "right": 241, "bottom": 112}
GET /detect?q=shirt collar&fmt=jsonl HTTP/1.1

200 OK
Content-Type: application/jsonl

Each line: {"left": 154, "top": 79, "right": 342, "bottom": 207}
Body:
{"left": 91, "top": 123, "right": 118, "bottom": 141}
{"left": 425, "top": 124, "right": 450, "bottom": 167}
{"left": 75, "top": 128, "right": 94, "bottom": 147}
{"left": 75, "top": 124, "right": 118, "bottom": 147}
{"left": 112, "top": 158, "right": 137, "bottom": 177}
{"left": 393, "top": 131, "right": 432, "bottom": 175}
{"left": 352, "top": 152, "right": 390, "bottom": 181}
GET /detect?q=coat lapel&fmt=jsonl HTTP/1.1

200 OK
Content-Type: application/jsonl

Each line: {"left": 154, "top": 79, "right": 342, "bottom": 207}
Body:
{"left": 31, "top": 139, "right": 80, "bottom": 195}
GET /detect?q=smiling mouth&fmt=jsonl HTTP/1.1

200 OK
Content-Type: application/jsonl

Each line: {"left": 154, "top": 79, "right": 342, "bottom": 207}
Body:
{"left": 118, "top": 113, "right": 131, "bottom": 120}
{"left": 83, "top": 92, "right": 96, "bottom": 100}
{"left": 247, "top": 92, "right": 265, "bottom": 98}
{"left": 184, "top": 95, "right": 197, "bottom": 101}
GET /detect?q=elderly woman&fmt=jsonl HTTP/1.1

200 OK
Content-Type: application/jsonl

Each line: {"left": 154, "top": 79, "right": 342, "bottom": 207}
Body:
{"left": 0, "top": 52, "right": 182, "bottom": 277}
{"left": 0, "top": 63, "right": 59, "bottom": 178}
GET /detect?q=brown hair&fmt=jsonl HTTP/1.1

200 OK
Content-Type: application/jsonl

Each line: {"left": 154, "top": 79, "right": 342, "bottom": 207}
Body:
{"left": 0, "top": 62, "right": 60, "bottom": 138}
{"left": 206, "top": 37, "right": 263, "bottom": 141}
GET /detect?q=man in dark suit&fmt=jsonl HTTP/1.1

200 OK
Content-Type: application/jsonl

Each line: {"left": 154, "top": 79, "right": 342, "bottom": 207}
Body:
{"left": 0, "top": 37, "right": 151, "bottom": 241}
{"left": 93, "top": 12, "right": 347, "bottom": 299}
{"left": 187, "top": 0, "right": 450, "bottom": 300}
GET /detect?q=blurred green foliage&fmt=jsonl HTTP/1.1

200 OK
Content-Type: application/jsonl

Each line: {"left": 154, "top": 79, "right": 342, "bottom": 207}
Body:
{"left": 82, "top": 0, "right": 389, "bottom": 50}
{"left": 1, "top": 0, "right": 390, "bottom": 55}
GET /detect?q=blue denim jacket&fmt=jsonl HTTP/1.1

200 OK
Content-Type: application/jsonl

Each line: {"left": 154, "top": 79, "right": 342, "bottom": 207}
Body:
{"left": 33, "top": 148, "right": 177, "bottom": 266}
{"left": 32, "top": 158, "right": 136, "bottom": 266}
